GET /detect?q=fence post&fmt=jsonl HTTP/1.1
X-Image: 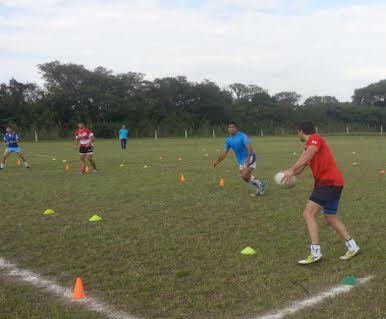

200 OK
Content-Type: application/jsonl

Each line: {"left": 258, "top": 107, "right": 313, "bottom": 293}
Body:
{"left": 346, "top": 126, "right": 349, "bottom": 135}
{"left": 260, "top": 129, "right": 264, "bottom": 137}
{"left": 281, "top": 128, "right": 284, "bottom": 136}
{"left": 381, "top": 125, "right": 383, "bottom": 135}
{"left": 212, "top": 129, "right": 215, "bottom": 138}
{"left": 185, "top": 129, "right": 188, "bottom": 139}
{"left": 34, "top": 130, "right": 38, "bottom": 143}
{"left": 316, "top": 126, "right": 319, "bottom": 134}
{"left": 154, "top": 129, "right": 158, "bottom": 140}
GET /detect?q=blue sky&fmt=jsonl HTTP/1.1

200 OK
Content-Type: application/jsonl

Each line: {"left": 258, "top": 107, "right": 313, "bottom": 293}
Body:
{"left": 1, "top": 0, "right": 386, "bottom": 100}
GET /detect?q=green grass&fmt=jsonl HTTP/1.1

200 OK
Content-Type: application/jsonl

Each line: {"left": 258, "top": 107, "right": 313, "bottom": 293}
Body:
{"left": 0, "top": 136, "right": 385, "bottom": 319}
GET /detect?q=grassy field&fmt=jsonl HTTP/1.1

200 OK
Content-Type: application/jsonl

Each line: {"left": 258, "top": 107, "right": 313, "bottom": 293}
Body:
{"left": 0, "top": 136, "right": 385, "bottom": 319}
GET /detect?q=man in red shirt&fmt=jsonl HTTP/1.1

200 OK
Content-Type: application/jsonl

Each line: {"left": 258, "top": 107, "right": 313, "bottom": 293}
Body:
{"left": 282, "top": 122, "right": 360, "bottom": 264}
{"left": 75, "top": 122, "right": 97, "bottom": 175}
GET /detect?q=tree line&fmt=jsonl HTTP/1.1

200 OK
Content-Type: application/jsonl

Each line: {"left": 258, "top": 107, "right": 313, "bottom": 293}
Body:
{"left": 1, "top": 60, "right": 386, "bottom": 138}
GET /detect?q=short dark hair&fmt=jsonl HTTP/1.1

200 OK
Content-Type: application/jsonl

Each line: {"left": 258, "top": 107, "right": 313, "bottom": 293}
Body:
{"left": 227, "top": 121, "right": 237, "bottom": 127}
{"left": 298, "top": 122, "right": 315, "bottom": 135}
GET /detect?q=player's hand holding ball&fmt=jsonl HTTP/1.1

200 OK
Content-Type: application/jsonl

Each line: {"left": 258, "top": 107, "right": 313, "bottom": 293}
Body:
{"left": 274, "top": 170, "right": 297, "bottom": 188}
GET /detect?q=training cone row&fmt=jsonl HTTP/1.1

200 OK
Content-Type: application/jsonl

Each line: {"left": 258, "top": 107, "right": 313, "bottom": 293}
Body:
{"left": 178, "top": 175, "right": 225, "bottom": 187}
{"left": 72, "top": 277, "right": 86, "bottom": 299}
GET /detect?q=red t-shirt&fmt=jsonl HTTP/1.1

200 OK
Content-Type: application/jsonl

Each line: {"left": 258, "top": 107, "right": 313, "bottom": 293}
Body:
{"left": 305, "top": 134, "right": 344, "bottom": 187}
{"left": 75, "top": 128, "right": 94, "bottom": 147}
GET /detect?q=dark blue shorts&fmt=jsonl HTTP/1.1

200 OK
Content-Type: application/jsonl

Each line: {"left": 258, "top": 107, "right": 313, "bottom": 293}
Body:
{"left": 309, "top": 186, "right": 343, "bottom": 215}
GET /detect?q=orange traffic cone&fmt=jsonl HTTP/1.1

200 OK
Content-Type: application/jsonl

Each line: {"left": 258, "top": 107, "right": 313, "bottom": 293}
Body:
{"left": 65, "top": 163, "right": 71, "bottom": 172}
{"left": 72, "top": 277, "right": 86, "bottom": 299}
{"left": 180, "top": 174, "right": 186, "bottom": 183}
{"left": 72, "top": 277, "right": 86, "bottom": 300}
{"left": 219, "top": 178, "right": 225, "bottom": 187}
{"left": 16, "top": 159, "right": 21, "bottom": 166}
{"left": 85, "top": 166, "right": 90, "bottom": 174}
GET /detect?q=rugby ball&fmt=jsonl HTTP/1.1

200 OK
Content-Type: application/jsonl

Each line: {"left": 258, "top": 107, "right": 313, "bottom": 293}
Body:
{"left": 274, "top": 171, "right": 297, "bottom": 188}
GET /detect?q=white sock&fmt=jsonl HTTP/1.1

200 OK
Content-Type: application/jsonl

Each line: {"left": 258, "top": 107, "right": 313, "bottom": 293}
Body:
{"left": 249, "top": 176, "right": 262, "bottom": 189}
{"left": 24, "top": 161, "right": 29, "bottom": 167}
{"left": 0, "top": 163, "right": 4, "bottom": 168}
{"left": 345, "top": 238, "right": 358, "bottom": 250}
{"left": 310, "top": 244, "right": 322, "bottom": 257}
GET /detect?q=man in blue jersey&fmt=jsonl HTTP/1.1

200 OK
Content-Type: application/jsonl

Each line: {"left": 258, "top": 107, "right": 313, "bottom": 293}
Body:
{"left": 119, "top": 125, "right": 128, "bottom": 150}
{"left": 1, "top": 126, "right": 29, "bottom": 169}
{"left": 214, "top": 121, "right": 266, "bottom": 196}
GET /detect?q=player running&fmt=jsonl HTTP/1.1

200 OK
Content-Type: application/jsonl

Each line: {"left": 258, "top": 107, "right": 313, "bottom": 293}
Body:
{"left": 214, "top": 121, "right": 266, "bottom": 196}
{"left": 75, "top": 122, "right": 97, "bottom": 175}
{"left": 282, "top": 122, "right": 360, "bottom": 264}
{"left": 119, "top": 125, "right": 128, "bottom": 150}
{"left": 1, "top": 126, "right": 29, "bottom": 170}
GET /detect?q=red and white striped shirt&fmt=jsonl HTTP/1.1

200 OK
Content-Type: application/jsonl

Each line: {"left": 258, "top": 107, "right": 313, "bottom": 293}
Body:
{"left": 75, "top": 128, "right": 94, "bottom": 147}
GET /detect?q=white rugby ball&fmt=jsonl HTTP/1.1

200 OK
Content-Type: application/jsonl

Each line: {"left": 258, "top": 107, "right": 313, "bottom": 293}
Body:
{"left": 274, "top": 171, "right": 297, "bottom": 188}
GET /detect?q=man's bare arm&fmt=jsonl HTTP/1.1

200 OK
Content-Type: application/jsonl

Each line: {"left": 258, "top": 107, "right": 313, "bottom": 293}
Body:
{"left": 282, "top": 146, "right": 318, "bottom": 183}
{"left": 214, "top": 149, "right": 229, "bottom": 167}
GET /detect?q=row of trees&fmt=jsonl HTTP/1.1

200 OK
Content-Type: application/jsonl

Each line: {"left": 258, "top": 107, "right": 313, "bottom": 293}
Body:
{"left": 1, "top": 60, "right": 386, "bottom": 138}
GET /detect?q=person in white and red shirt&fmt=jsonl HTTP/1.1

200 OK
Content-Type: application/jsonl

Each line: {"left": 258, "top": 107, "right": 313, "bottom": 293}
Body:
{"left": 75, "top": 122, "right": 97, "bottom": 175}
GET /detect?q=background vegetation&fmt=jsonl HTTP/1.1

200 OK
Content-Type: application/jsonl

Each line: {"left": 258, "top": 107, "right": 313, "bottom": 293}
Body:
{"left": 1, "top": 61, "right": 386, "bottom": 138}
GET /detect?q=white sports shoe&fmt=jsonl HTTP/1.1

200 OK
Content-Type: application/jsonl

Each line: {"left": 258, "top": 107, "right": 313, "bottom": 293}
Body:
{"left": 340, "top": 247, "right": 360, "bottom": 260}
{"left": 298, "top": 254, "right": 322, "bottom": 265}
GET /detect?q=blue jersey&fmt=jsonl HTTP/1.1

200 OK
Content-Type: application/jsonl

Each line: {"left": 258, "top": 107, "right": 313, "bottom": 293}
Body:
{"left": 119, "top": 128, "right": 128, "bottom": 140}
{"left": 3, "top": 132, "right": 20, "bottom": 148}
{"left": 224, "top": 131, "right": 255, "bottom": 165}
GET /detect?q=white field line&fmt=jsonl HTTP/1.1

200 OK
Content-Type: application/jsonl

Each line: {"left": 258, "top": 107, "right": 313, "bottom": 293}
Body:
{"left": 0, "top": 257, "right": 138, "bottom": 319}
{"left": 252, "top": 276, "right": 373, "bottom": 319}
{"left": 0, "top": 256, "right": 374, "bottom": 319}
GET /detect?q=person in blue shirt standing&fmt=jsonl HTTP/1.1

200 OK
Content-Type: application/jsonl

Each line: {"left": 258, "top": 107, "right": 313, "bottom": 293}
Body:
{"left": 214, "top": 121, "right": 265, "bottom": 196}
{"left": 1, "top": 126, "right": 29, "bottom": 169}
{"left": 118, "top": 125, "right": 129, "bottom": 150}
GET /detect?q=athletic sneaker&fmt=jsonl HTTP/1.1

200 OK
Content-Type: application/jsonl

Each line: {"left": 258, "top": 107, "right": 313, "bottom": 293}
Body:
{"left": 298, "top": 254, "right": 322, "bottom": 265}
{"left": 339, "top": 247, "right": 360, "bottom": 260}
{"left": 24, "top": 161, "right": 29, "bottom": 168}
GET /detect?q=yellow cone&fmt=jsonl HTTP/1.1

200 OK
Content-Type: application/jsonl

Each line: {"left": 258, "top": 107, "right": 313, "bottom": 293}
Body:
{"left": 43, "top": 209, "right": 55, "bottom": 216}
{"left": 89, "top": 214, "right": 102, "bottom": 222}
{"left": 241, "top": 247, "right": 256, "bottom": 255}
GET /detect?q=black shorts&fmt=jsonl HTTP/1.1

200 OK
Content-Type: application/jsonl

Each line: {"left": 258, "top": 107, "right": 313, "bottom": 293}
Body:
{"left": 79, "top": 146, "right": 94, "bottom": 155}
{"left": 309, "top": 186, "right": 343, "bottom": 215}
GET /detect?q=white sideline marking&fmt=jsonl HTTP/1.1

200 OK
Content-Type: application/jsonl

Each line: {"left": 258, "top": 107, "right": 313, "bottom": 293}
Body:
{"left": 253, "top": 276, "right": 373, "bottom": 319}
{"left": 0, "top": 257, "right": 138, "bottom": 319}
{"left": 0, "top": 257, "right": 374, "bottom": 319}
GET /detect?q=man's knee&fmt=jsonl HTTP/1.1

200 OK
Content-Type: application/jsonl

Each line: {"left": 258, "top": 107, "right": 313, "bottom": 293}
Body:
{"left": 324, "top": 214, "right": 336, "bottom": 225}
{"left": 303, "top": 204, "right": 320, "bottom": 220}
{"left": 241, "top": 171, "right": 250, "bottom": 181}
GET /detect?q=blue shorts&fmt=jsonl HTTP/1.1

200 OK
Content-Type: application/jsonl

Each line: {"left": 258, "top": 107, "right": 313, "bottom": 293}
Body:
{"left": 6, "top": 146, "right": 22, "bottom": 153}
{"left": 309, "top": 186, "right": 343, "bottom": 215}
